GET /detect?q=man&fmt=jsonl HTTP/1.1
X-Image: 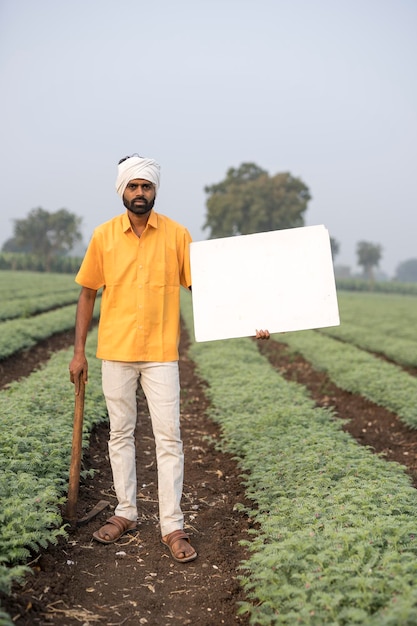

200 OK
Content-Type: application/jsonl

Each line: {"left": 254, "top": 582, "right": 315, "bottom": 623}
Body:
{"left": 69, "top": 154, "right": 269, "bottom": 564}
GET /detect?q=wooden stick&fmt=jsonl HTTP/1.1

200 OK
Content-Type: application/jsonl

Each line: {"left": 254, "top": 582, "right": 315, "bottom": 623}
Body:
{"left": 64, "top": 375, "right": 85, "bottom": 526}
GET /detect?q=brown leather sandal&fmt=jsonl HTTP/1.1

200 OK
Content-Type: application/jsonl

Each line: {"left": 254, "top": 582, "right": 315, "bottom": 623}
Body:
{"left": 92, "top": 515, "right": 137, "bottom": 544}
{"left": 161, "top": 529, "right": 197, "bottom": 563}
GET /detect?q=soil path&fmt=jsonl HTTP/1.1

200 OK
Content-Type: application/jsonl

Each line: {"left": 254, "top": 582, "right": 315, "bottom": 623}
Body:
{"left": 2, "top": 326, "right": 417, "bottom": 625}
{"left": 1, "top": 327, "right": 252, "bottom": 625}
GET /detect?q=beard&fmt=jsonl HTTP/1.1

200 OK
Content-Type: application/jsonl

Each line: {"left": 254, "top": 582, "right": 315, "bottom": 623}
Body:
{"left": 123, "top": 195, "right": 155, "bottom": 215}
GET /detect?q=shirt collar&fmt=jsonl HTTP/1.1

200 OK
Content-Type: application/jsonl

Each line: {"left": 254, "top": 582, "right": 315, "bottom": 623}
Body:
{"left": 122, "top": 210, "right": 158, "bottom": 233}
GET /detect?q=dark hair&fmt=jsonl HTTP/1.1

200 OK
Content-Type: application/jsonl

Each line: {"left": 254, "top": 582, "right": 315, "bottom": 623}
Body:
{"left": 118, "top": 153, "right": 142, "bottom": 165}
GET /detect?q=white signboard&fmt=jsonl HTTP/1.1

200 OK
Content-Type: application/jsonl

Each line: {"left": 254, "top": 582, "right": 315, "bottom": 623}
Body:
{"left": 190, "top": 225, "right": 339, "bottom": 342}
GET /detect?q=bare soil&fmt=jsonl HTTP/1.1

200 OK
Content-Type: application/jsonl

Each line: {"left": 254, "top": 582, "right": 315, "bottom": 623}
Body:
{"left": 2, "top": 327, "right": 417, "bottom": 625}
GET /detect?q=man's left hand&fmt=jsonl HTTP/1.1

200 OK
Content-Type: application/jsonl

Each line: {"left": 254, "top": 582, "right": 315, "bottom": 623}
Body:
{"left": 255, "top": 329, "right": 270, "bottom": 340}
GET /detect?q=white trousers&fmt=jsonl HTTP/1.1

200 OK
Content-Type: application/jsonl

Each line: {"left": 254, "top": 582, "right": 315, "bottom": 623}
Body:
{"left": 101, "top": 360, "right": 184, "bottom": 537}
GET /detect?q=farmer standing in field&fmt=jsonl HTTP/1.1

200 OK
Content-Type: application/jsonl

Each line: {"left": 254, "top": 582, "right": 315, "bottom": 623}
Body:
{"left": 69, "top": 154, "right": 269, "bottom": 563}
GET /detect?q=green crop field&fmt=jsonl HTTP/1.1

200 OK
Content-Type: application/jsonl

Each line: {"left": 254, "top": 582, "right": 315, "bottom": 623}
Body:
{"left": 1, "top": 273, "right": 417, "bottom": 625}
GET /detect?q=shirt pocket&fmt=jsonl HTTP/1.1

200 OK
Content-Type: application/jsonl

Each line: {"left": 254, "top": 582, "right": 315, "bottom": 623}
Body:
{"left": 149, "top": 251, "right": 179, "bottom": 294}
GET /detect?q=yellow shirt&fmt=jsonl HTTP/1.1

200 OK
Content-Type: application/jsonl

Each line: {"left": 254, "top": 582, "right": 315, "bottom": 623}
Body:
{"left": 76, "top": 211, "right": 192, "bottom": 362}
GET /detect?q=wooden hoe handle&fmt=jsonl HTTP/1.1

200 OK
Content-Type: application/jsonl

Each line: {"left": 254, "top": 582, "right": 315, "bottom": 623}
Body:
{"left": 65, "top": 375, "right": 85, "bottom": 526}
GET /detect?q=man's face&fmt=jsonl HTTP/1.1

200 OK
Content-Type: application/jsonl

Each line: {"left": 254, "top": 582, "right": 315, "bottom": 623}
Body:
{"left": 123, "top": 178, "right": 156, "bottom": 215}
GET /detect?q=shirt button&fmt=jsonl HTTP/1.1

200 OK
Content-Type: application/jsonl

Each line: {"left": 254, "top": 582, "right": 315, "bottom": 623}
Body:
{"left": 139, "top": 265, "right": 143, "bottom": 269}
{"left": 138, "top": 284, "right": 142, "bottom": 289}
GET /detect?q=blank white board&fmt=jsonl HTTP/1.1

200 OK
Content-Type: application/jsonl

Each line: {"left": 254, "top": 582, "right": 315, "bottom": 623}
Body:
{"left": 190, "top": 225, "right": 340, "bottom": 342}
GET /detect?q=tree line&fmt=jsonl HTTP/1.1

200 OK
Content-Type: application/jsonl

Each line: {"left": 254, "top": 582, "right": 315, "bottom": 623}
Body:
{"left": 203, "top": 162, "right": 416, "bottom": 283}
{"left": 2, "top": 207, "right": 83, "bottom": 272}
{"left": 2, "top": 163, "right": 416, "bottom": 282}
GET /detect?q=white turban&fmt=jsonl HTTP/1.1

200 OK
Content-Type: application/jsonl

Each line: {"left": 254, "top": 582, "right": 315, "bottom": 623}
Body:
{"left": 115, "top": 156, "right": 161, "bottom": 197}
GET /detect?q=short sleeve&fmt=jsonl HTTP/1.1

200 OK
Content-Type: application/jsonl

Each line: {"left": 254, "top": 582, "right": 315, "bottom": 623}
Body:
{"left": 75, "top": 231, "right": 105, "bottom": 290}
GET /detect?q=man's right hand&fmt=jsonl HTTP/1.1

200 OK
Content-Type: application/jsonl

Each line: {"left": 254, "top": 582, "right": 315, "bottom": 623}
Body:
{"left": 69, "top": 354, "right": 88, "bottom": 395}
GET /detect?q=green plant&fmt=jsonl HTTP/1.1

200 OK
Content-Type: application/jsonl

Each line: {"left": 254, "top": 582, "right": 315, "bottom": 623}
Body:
{"left": 0, "top": 328, "right": 106, "bottom": 604}
{"left": 179, "top": 290, "right": 417, "bottom": 624}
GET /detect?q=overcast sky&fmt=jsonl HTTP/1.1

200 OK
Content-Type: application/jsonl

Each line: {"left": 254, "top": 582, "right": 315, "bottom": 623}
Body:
{"left": 1, "top": 0, "right": 416, "bottom": 277}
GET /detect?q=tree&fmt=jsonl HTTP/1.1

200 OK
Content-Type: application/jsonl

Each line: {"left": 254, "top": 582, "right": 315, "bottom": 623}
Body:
{"left": 2, "top": 237, "right": 32, "bottom": 253}
{"left": 4, "top": 207, "right": 83, "bottom": 271}
{"left": 356, "top": 241, "right": 382, "bottom": 282}
{"left": 203, "top": 162, "right": 311, "bottom": 238}
{"left": 330, "top": 237, "right": 340, "bottom": 260}
{"left": 395, "top": 258, "right": 417, "bottom": 283}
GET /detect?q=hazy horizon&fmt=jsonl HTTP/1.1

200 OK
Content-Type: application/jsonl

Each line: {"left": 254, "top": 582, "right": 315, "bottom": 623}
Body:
{"left": 1, "top": 0, "right": 416, "bottom": 278}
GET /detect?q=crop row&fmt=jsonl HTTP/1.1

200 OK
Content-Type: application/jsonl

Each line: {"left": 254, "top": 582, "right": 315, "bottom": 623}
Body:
{"left": 335, "top": 292, "right": 417, "bottom": 342}
{"left": 319, "top": 322, "right": 417, "bottom": 368}
{"left": 274, "top": 329, "right": 417, "bottom": 430}
{"left": 0, "top": 300, "right": 100, "bottom": 361}
{"left": 318, "top": 292, "right": 417, "bottom": 367}
{"left": 0, "top": 290, "right": 82, "bottom": 322}
{"left": 180, "top": 291, "right": 417, "bottom": 625}
{"left": 0, "top": 271, "right": 78, "bottom": 301}
{"left": 0, "top": 328, "right": 106, "bottom": 611}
